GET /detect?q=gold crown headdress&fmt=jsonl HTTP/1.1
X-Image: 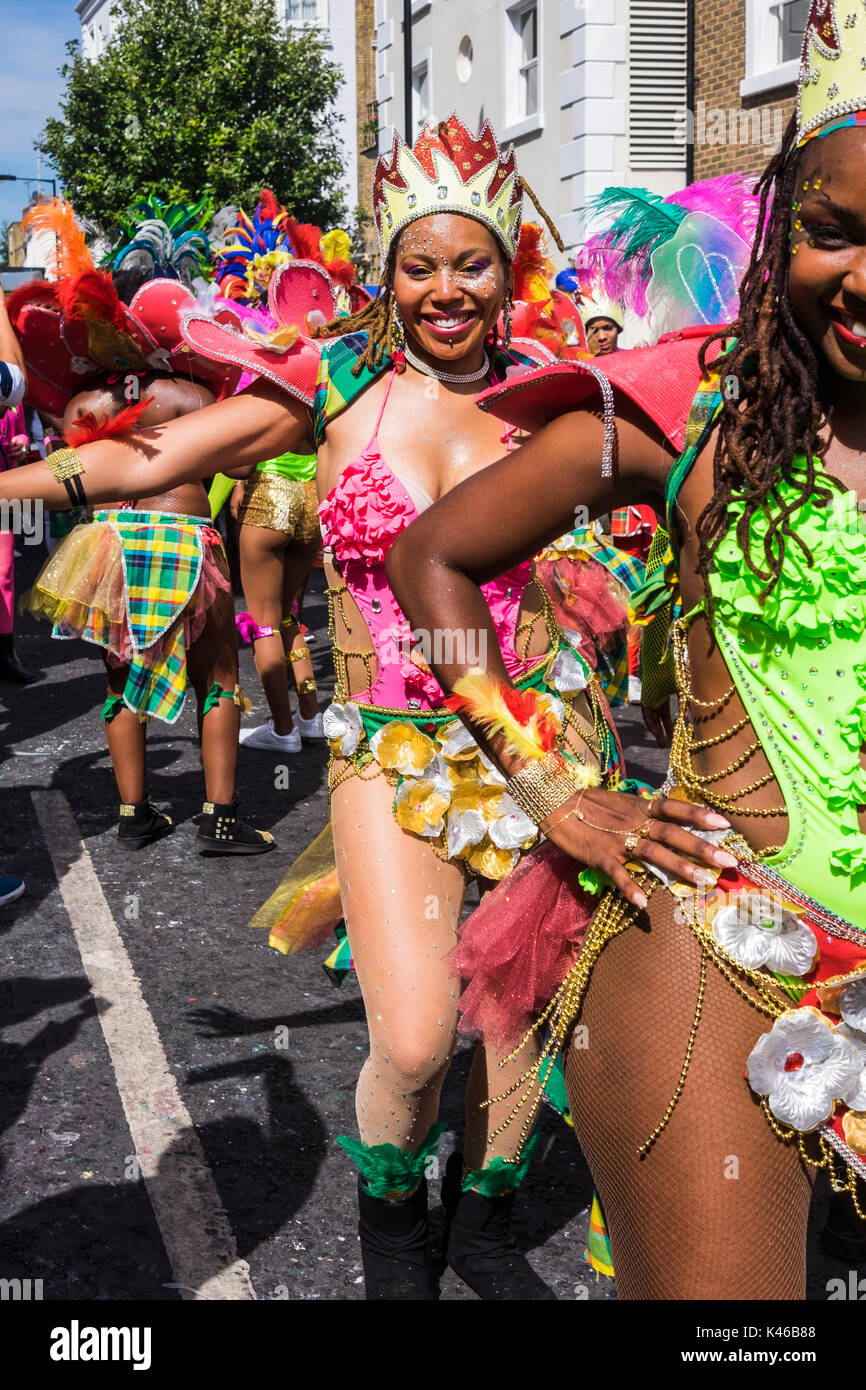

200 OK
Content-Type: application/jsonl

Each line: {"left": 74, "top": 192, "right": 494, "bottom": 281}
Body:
{"left": 372, "top": 115, "right": 524, "bottom": 263}
{"left": 797, "top": 0, "right": 866, "bottom": 143}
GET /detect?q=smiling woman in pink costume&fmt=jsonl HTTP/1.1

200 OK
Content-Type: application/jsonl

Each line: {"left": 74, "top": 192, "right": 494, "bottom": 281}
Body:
{"left": 0, "top": 116, "right": 722, "bottom": 1300}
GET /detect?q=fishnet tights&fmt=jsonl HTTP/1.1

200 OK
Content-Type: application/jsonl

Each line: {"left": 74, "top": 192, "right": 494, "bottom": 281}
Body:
{"left": 564, "top": 888, "right": 813, "bottom": 1300}
{"left": 331, "top": 769, "right": 541, "bottom": 1165}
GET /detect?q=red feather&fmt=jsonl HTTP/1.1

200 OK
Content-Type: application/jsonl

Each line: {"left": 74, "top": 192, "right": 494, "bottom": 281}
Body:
{"left": 258, "top": 188, "right": 285, "bottom": 226}
{"left": 56, "top": 271, "right": 127, "bottom": 331}
{"left": 324, "top": 257, "right": 356, "bottom": 289}
{"left": 64, "top": 396, "right": 153, "bottom": 446}
{"left": 284, "top": 217, "right": 323, "bottom": 263}
{"left": 6, "top": 280, "right": 60, "bottom": 328}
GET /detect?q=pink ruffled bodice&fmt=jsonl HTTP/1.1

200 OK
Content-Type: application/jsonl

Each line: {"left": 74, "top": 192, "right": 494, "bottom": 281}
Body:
{"left": 318, "top": 445, "right": 537, "bottom": 712}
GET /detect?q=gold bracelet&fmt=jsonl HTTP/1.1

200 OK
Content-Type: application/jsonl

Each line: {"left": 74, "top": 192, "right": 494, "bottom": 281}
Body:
{"left": 287, "top": 645, "right": 310, "bottom": 663}
{"left": 540, "top": 784, "right": 592, "bottom": 836}
{"left": 506, "top": 750, "right": 600, "bottom": 827}
{"left": 47, "top": 446, "right": 88, "bottom": 508}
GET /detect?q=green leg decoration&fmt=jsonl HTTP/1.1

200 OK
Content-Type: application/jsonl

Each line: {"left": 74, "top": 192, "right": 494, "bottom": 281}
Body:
{"left": 101, "top": 694, "right": 126, "bottom": 723}
{"left": 201, "top": 681, "right": 250, "bottom": 716}
{"left": 336, "top": 1122, "right": 446, "bottom": 1201}
{"left": 459, "top": 1129, "right": 541, "bottom": 1200}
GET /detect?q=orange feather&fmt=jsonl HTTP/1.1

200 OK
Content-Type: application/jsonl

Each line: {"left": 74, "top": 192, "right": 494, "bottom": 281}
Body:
{"left": 22, "top": 198, "right": 95, "bottom": 280}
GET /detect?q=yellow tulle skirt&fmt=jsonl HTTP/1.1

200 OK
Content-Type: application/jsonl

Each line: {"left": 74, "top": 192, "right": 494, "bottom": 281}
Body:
{"left": 23, "top": 522, "right": 134, "bottom": 663}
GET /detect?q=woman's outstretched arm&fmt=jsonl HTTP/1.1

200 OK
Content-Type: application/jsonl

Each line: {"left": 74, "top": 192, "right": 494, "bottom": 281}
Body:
{"left": 387, "top": 397, "right": 735, "bottom": 906}
{"left": 0, "top": 379, "right": 312, "bottom": 509}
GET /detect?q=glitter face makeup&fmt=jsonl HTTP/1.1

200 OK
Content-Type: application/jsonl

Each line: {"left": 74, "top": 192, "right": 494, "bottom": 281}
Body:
{"left": 787, "top": 128, "right": 866, "bottom": 380}
{"left": 391, "top": 214, "right": 510, "bottom": 375}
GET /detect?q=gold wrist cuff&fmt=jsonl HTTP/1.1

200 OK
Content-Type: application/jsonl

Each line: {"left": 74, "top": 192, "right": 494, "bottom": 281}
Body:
{"left": 505, "top": 750, "right": 600, "bottom": 827}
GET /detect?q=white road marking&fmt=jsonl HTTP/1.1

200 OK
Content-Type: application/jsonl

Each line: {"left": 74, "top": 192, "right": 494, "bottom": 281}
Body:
{"left": 32, "top": 789, "right": 256, "bottom": 1301}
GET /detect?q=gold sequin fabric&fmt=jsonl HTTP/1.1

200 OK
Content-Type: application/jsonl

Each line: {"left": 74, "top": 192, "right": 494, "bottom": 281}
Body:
{"left": 237, "top": 475, "right": 320, "bottom": 542}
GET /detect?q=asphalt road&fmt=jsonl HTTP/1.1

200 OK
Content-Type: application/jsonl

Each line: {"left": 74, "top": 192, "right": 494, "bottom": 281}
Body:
{"left": 0, "top": 544, "right": 858, "bottom": 1302}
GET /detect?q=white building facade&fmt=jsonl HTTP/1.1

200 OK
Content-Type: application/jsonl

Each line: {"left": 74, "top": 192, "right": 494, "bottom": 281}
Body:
{"left": 75, "top": 0, "right": 359, "bottom": 208}
{"left": 373, "top": 0, "right": 689, "bottom": 258}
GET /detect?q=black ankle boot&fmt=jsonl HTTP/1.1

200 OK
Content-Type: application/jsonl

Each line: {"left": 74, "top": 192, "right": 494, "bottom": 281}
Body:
{"left": 117, "top": 799, "right": 174, "bottom": 850}
{"left": 358, "top": 1177, "right": 437, "bottom": 1300}
{"left": 822, "top": 1192, "right": 866, "bottom": 1263}
{"left": 195, "top": 798, "right": 275, "bottom": 855}
{"left": 0, "top": 634, "right": 36, "bottom": 684}
{"left": 442, "top": 1151, "right": 557, "bottom": 1300}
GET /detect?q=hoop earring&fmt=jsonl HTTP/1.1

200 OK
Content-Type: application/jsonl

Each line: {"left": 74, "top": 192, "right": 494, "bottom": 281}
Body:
{"left": 503, "top": 293, "right": 514, "bottom": 351}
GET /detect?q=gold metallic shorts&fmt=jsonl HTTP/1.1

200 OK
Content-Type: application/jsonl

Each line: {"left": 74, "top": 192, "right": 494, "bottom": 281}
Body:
{"left": 237, "top": 474, "right": 320, "bottom": 542}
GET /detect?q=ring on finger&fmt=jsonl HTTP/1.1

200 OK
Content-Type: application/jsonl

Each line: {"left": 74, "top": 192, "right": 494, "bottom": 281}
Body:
{"left": 623, "top": 829, "right": 642, "bottom": 857}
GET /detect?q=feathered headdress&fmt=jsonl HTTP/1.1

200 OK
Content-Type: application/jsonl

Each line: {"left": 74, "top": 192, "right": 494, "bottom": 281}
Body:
{"left": 576, "top": 173, "right": 763, "bottom": 340}
{"left": 212, "top": 190, "right": 295, "bottom": 302}
{"left": 111, "top": 192, "right": 213, "bottom": 285}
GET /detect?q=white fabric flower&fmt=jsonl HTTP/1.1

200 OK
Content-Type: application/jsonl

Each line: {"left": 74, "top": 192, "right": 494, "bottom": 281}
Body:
{"left": 487, "top": 793, "right": 536, "bottom": 850}
{"left": 547, "top": 646, "right": 589, "bottom": 694}
{"left": 834, "top": 1022, "right": 866, "bottom": 1112}
{"left": 322, "top": 700, "right": 364, "bottom": 757}
{"left": 711, "top": 892, "right": 818, "bottom": 976}
{"left": 475, "top": 749, "right": 508, "bottom": 787}
{"left": 437, "top": 719, "right": 479, "bottom": 762}
{"left": 746, "top": 1009, "right": 863, "bottom": 1131}
{"left": 417, "top": 753, "right": 452, "bottom": 797}
{"left": 840, "top": 975, "right": 866, "bottom": 1034}
{"left": 446, "top": 806, "right": 488, "bottom": 858}
{"left": 544, "top": 694, "right": 567, "bottom": 723}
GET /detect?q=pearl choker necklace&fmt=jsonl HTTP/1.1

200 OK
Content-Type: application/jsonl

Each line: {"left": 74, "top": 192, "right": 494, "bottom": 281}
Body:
{"left": 403, "top": 343, "right": 491, "bottom": 383}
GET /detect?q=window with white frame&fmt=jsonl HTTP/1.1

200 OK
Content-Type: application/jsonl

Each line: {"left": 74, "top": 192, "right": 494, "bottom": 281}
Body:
{"left": 285, "top": 0, "right": 328, "bottom": 26}
{"left": 515, "top": 2, "right": 539, "bottom": 119}
{"left": 412, "top": 57, "right": 431, "bottom": 135}
{"left": 741, "top": 0, "right": 809, "bottom": 97}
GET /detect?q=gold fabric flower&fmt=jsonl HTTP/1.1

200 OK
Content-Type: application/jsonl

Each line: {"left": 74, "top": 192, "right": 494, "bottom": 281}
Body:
{"left": 371, "top": 721, "right": 437, "bottom": 776}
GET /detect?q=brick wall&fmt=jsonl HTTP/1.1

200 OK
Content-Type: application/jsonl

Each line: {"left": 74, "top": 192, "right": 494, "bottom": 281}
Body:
{"left": 693, "top": 0, "right": 796, "bottom": 180}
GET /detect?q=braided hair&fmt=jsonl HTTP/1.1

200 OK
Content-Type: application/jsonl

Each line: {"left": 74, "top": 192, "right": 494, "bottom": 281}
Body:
{"left": 696, "top": 111, "right": 838, "bottom": 614}
{"left": 313, "top": 263, "right": 400, "bottom": 376}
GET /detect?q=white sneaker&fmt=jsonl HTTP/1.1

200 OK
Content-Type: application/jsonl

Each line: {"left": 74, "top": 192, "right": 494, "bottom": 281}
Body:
{"left": 296, "top": 711, "right": 325, "bottom": 740}
{"left": 628, "top": 675, "right": 642, "bottom": 704}
{"left": 239, "top": 719, "right": 301, "bottom": 753}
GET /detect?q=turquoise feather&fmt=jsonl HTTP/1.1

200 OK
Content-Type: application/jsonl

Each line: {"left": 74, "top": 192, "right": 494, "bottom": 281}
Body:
{"left": 584, "top": 186, "right": 688, "bottom": 280}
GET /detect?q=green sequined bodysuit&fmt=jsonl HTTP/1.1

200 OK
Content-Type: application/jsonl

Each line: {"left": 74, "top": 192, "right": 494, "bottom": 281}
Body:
{"left": 666, "top": 373, "right": 866, "bottom": 932}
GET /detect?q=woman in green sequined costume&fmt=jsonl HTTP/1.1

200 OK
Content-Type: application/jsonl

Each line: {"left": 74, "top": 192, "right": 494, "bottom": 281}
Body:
{"left": 387, "top": 17, "right": 866, "bottom": 1297}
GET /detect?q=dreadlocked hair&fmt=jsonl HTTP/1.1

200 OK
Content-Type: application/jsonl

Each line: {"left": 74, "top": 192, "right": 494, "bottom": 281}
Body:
{"left": 313, "top": 264, "right": 400, "bottom": 376}
{"left": 696, "top": 110, "right": 839, "bottom": 628}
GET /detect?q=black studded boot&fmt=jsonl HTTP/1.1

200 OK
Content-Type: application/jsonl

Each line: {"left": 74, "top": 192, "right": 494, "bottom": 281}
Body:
{"left": 442, "top": 1150, "right": 557, "bottom": 1300}
{"left": 117, "top": 799, "right": 174, "bottom": 851}
{"left": 195, "top": 797, "right": 275, "bottom": 855}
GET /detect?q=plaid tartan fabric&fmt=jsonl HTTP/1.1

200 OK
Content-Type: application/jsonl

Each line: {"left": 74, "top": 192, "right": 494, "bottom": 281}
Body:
{"left": 93, "top": 509, "right": 209, "bottom": 724}
{"left": 313, "top": 335, "right": 536, "bottom": 444}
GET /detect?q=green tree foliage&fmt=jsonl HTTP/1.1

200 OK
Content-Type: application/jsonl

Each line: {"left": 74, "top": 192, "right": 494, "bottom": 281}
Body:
{"left": 38, "top": 0, "right": 346, "bottom": 230}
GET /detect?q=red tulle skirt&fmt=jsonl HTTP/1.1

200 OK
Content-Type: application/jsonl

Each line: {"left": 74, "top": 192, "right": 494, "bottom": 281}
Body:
{"left": 452, "top": 841, "right": 595, "bottom": 1052}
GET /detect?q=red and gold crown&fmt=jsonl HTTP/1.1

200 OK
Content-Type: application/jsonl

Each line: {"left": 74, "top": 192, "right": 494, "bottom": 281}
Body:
{"left": 372, "top": 115, "right": 523, "bottom": 263}
{"left": 797, "top": 0, "right": 866, "bottom": 141}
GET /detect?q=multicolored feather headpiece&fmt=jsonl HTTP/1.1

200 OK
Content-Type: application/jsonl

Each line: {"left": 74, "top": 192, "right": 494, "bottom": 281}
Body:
{"left": 576, "top": 173, "right": 762, "bottom": 341}
{"left": 111, "top": 192, "right": 213, "bottom": 284}
{"left": 372, "top": 115, "right": 523, "bottom": 263}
